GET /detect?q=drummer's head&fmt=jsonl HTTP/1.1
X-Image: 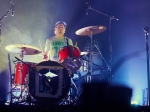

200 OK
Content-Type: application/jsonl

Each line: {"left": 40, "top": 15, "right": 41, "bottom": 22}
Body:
{"left": 54, "top": 21, "right": 67, "bottom": 37}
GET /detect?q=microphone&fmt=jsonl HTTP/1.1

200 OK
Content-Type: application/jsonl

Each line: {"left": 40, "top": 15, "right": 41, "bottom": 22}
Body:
{"left": 10, "top": 1, "right": 14, "bottom": 16}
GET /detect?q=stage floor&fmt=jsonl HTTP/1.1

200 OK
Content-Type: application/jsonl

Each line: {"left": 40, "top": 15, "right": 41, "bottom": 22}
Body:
{"left": 0, "top": 104, "right": 149, "bottom": 112}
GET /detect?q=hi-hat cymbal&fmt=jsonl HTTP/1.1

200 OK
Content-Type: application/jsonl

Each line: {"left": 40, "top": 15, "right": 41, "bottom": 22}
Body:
{"left": 75, "top": 25, "right": 107, "bottom": 36}
{"left": 5, "top": 44, "right": 42, "bottom": 55}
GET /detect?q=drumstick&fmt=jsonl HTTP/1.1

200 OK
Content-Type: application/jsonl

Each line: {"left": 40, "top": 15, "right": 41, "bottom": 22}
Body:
{"left": 39, "top": 40, "right": 44, "bottom": 55}
{"left": 75, "top": 42, "right": 77, "bottom": 47}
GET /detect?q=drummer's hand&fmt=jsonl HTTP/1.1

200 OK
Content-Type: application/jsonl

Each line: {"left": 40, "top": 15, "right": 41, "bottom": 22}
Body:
{"left": 43, "top": 54, "right": 48, "bottom": 61}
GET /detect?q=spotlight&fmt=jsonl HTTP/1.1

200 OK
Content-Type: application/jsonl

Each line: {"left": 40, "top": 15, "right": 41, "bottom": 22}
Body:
{"left": 131, "top": 100, "right": 138, "bottom": 105}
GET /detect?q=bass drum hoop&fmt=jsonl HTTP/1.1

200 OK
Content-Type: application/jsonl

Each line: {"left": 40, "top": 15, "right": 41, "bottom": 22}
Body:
{"left": 29, "top": 61, "right": 71, "bottom": 104}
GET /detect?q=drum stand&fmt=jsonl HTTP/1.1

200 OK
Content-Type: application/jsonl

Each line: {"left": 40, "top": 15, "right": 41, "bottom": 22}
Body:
{"left": 15, "top": 78, "right": 33, "bottom": 105}
{"left": 58, "top": 77, "right": 81, "bottom": 105}
{"left": 1, "top": 52, "right": 25, "bottom": 104}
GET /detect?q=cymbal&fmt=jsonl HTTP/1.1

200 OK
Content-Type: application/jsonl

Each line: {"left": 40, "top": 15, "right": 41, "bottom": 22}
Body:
{"left": 75, "top": 25, "right": 107, "bottom": 36}
{"left": 5, "top": 44, "right": 42, "bottom": 55}
{"left": 80, "top": 52, "right": 89, "bottom": 56}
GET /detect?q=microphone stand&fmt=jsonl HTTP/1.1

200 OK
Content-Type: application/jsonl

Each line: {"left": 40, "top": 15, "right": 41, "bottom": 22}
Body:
{"left": 0, "top": 2, "right": 14, "bottom": 104}
{"left": 88, "top": 6, "right": 119, "bottom": 84}
{"left": 144, "top": 26, "right": 150, "bottom": 106}
{"left": 0, "top": 2, "right": 14, "bottom": 45}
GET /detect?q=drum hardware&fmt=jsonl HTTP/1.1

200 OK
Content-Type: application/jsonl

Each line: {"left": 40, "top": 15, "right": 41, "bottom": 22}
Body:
{"left": 13, "top": 49, "right": 31, "bottom": 103}
{"left": 5, "top": 44, "right": 42, "bottom": 104}
{"left": 58, "top": 37, "right": 81, "bottom": 72}
{"left": 58, "top": 78, "right": 81, "bottom": 105}
{"left": 15, "top": 57, "right": 74, "bottom": 103}
{"left": 76, "top": 26, "right": 107, "bottom": 83}
{"left": 58, "top": 45, "right": 81, "bottom": 72}
{"left": 5, "top": 44, "right": 42, "bottom": 85}
{"left": 5, "top": 44, "right": 81, "bottom": 105}
{"left": 0, "top": 84, "right": 24, "bottom": 104}
{"left": 15, "top": 61, "right": 78, "bottom": 105}
{"left": 87, "top": 6, "right": 119, "bottom": 84}
{"left": 26, "top": 60, "right": 72, "bottom": 105}
{"left": 74, "top": 56, "right": 104, "bottom": 82}
{"left": 94, "top": 42, "right": 111, "bottom": 73}
{"left": 14, "top": 57, "right": 38, "bottom": 105}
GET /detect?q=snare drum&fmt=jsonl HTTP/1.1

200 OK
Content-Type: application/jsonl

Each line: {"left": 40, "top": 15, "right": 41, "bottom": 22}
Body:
{"left": 29, "top": 61, "right": 71, "bottom": 104}
{"left": 58, "top": 46, "right": 81, "bottom": 71}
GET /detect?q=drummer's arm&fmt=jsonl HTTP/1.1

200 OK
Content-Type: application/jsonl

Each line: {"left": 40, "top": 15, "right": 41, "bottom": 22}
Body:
{"left": 43, "top": 51, "right": 49, "bottom": 61}
{"left": 43, "top": 39, "right": 50, "bottom": 61}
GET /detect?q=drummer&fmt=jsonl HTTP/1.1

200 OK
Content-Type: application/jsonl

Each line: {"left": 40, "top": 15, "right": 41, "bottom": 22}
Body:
{"left": 43, "top": 21, "right": 73, "bottom": 61}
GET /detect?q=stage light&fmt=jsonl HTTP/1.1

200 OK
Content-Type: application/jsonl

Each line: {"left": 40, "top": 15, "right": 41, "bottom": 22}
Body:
{"left": 131, "top": 100, "right": 138, "bottom": 105}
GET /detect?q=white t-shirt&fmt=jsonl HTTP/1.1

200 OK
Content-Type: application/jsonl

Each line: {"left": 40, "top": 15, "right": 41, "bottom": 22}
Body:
{"left": 44, "top": 36, "right": 73, "bottom": 61}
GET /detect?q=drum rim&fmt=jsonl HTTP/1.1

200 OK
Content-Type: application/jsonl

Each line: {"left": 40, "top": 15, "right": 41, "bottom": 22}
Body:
{"left": 34, "top": 60, "right": 71, "bottom": 75}
{"left": 59, "top": 45, "right": 81, "bottom": 51}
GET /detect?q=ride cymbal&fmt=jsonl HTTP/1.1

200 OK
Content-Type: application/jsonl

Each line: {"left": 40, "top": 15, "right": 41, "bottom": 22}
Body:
{"left": 75, "top": 25, "right": 107, "bottom": 36}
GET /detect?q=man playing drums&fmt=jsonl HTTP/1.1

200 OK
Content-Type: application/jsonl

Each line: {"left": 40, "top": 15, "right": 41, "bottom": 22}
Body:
{"left": 43, "top": 21, "right": 73, "bottom": 62}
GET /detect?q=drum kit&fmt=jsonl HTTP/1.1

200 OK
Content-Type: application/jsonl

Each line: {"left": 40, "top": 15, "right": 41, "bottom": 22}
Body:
{"left": 4, "top": 25, "right": 107, "bottom": 105}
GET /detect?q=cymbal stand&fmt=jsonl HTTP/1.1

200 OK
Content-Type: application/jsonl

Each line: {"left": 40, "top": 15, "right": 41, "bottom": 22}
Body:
{"left": 84, "top": 30, "right": 93, "bottom": 83}
{"left": 88, "top": 6, "right": 119, "bottom": 84}
{"left": 94, "top": 41, "right": 111, "bottom": 82}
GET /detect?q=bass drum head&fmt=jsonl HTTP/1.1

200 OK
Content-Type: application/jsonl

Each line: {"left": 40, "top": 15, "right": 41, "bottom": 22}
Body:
{"left": 29, "top": 61, "right": 71, "bottom": 104}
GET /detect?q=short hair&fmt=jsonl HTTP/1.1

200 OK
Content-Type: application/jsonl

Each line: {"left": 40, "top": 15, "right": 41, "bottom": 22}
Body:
{"left": 55, "top": 21, "right": 67, "bottom": 28}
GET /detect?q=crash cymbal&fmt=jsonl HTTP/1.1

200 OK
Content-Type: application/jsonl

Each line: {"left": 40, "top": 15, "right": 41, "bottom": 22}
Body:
{"left": 5, "top": 44, "right": 42, "bottom": 55}
{"left": 75, "top": 25, "right": 107, "bottom": 36}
